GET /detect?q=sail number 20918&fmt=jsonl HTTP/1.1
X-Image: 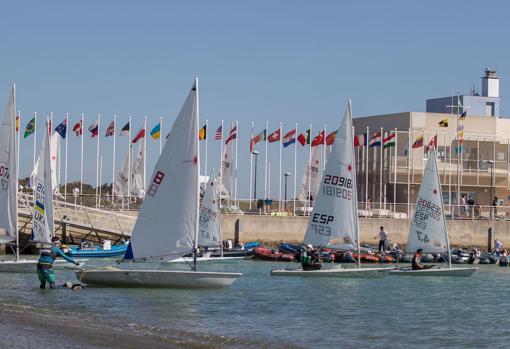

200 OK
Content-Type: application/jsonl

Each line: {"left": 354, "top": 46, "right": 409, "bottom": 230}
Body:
{"left": 322, "top": 174, "right": 352, "bottom": 200}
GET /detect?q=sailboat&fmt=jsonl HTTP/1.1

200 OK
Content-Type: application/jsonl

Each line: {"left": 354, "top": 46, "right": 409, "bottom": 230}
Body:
{"left": 271, "top": 100, "right": 390, "bottom": 277}
{"left": 390, "top": 149, "right": 477, "bottom": 276}
{"left": 76, "top": 79, "right": 242, "bottom": 288}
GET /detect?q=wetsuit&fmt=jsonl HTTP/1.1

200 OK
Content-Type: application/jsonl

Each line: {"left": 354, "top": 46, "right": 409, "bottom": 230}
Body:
{"left": 37, "top": 245, "right": 78, "bottom": 289}
{"left": 411, "top": 254, "right": 424, "bottom": 270}
{"left": 301, "top": 249, "right": 322, "bottom": 271}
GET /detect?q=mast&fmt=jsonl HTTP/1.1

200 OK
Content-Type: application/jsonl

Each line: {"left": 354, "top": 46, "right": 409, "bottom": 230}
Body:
{"left": 347, "top": 100, "right": 361, "bottom": 268}
{"left": 13, "top": 85, "right": 19, "bottom": 261}
{"left": 193, "top": 78, "right": 200, "bottom": 271}
{"left": 434, "top": 149, "right": 452, "bottom": 269}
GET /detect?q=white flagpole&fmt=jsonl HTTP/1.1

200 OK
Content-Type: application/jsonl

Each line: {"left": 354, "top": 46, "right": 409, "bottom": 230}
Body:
{"left": 293, "top": 123, "right": 298, "bottom": 216}
{"left": 380, "top": 126, "right": 383, "bottom": 210}
{"left": 64, "top": 113, "right": 69, "bottom": 200}
{"left": 159, "top": 116, "right": 163, "bottom": 155}
{"left": 249, "top": 121, "right": 253, "bottom": 210}
{"left": 393, "top": 128, "right": 398, "bottom": 213}
{"left": 365, "top": 126, "right": 369, "bottom": 207}
{"left": 308, "top": 124, "right": 312, "bottom": 212}
{"left": 143, "top": 116, "right": 147, "bottom": 192}
{"left": 112, "top": 115, "right": 117, "bottom": 202}
{"left": 127, "top": 115, "right": 132, "bottom": 210}
{"left": 16, "top": 111, "right": 20, "bottom": 182}
{"left": 323, "top": 124, "right": 327, "bottom": 171}
{"left": 80, "top": 114, "right": 84, "bottom": 195}
{"left": 95, "top": 114, "right": 101, "bottom": 208}
{"left": 234, "top": 120, "right": 239, "bottom": 208}
{"left": 33, "top": 111, "right": 37, "bottom": 169}
{"left": 278, "top": 122, "right": 282, "bottom": 211}
{"left": 204, "top": 119, "right": 208, "bottom": 177}
{"left": 99, "top": 155, "right": 103, "bottom": 209}
{"left": 264, "top": 120, "right": 268, "bottom": 203}
{"left": 219, "top": 119, "right": 224, "bottom": 186}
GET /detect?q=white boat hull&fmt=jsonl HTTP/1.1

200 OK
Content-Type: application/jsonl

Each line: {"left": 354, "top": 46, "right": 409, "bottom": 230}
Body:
{"left": 167, "top": 256, "right": 244, "bottom": 263}
{"left": 76, "top": 269, "right": 242, "bottom": 288}
{"left": 389, "top": 267, "right": 477, "bottom": 277}
{"left": 0, "top": 259, "right": 83, "bottom": 273}
{"left": 270, "top": 267, "right": 391, "bottom": 278}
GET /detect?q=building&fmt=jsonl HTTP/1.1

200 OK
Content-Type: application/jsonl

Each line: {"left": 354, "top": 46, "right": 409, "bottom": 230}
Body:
{"left": 352, "top": 69, "right": 509, "bottom": 218}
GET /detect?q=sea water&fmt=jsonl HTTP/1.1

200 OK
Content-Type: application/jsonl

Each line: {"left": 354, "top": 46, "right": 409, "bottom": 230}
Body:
{"left": 0, "top": 258, "right": 509, "bottom": 348}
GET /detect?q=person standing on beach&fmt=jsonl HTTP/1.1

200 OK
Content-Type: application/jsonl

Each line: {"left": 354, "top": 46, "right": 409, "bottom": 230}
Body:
{"left": 37, "top": 237, "right": 80, "bottom": 289}
{"left": 375, "top": 226, "right": 387, "bottom": 253}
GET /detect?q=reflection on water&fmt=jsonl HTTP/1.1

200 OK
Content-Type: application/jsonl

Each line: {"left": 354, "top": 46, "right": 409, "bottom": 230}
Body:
{"left": 0, "top": 257, "right": 509, "bottom": 348}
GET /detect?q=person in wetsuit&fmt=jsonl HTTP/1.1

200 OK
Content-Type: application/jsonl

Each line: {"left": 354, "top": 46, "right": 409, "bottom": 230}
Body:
{"left": 412, "top": 248, "right": 433, "bottom": 270}
{"left": 301, "top": 244, "right": 322, "bottom": 271}
{"left": 37, "top": 237, "right": 80, "bottom": 289}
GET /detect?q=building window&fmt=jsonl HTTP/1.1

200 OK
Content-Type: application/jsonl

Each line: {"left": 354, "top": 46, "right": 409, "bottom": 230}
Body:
{"left": 485, "top": 102, "right": 495, "bottom": 117}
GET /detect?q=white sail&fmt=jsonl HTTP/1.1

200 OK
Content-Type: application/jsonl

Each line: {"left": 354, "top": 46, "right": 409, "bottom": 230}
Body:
{"left": 31, "top": 128, "right": 54, "bottom": 243}
{"left": 125, "top": 80, "right": 199, "bottom": 260}
{"left": 303, "top": 101, "right": 357, "bottom": 250}
{"left": 113, "top": 151, "right": 130, "bottom": 197}
{"left": 405, "top": 149, "right": 448, "bottom": 253}
{"left": 0, "top": 86, "right": 17, "bottom": 243}
{"left": 298, "top": 146, "right": 322, "bottom": 202}
{"left": 131, "top": 138, "right": 145, "bottom": 198}
{"left": 30, "top": 132, "right": 60, "bottom": 194}
{"left": 218, "top": 139, "right": 234, "bottom": 197}
{"left": 199, "top": 170, "right": 221, "bottom": 247}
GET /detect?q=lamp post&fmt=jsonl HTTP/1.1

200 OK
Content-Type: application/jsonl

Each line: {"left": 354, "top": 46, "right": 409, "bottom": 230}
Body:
{"left": 252, "top": 151, "right": 260, "bottom": 203}
{"left": 284, "top": 172, "right": 291, "bottom": 210}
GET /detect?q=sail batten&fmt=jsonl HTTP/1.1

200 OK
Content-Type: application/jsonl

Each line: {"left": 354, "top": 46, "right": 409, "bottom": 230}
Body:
{"left": 125, "top": 81, "right": 199, "bottom": 260}
{"left": 303, "top": 101, "right": 357, "bottom": 250}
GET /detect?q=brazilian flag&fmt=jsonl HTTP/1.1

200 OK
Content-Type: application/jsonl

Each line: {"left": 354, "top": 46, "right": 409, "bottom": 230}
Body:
{"left": 24, "top": 117, "right": 36, "bottom": 138}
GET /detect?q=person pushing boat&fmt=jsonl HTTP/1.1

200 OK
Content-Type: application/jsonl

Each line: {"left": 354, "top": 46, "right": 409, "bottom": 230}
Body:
{"left": 37, "top": 237, "right": 80, "bottom": 289}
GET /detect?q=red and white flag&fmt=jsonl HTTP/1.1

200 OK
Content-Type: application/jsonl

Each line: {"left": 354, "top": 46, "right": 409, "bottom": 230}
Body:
{"left": 424, "top": 135, "right": 437, "bottom": 153}
{"left": 105, "top": 120, "right": 115, "bottom": 137}
{"left": 88, "top": 122, "right": 99, "bottom": 138}
{"left": 132, "top": 127, "right": 145, "bottom": 143}
{"left": 214, "top": 125, "right": 222, "bottom": 140}
{"left": 267, "top": 128, "right": 281, "bottom": 143}
{"left": 225, "top": 125, "right": 237, "bottom": 144}
{"left": 73, "top": 120, "right": 83, "bottom": 136}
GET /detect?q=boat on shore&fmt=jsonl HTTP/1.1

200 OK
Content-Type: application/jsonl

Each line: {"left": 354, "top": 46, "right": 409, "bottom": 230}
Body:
{"left": 65, "top": 243, "right": 128, "bottom": 258}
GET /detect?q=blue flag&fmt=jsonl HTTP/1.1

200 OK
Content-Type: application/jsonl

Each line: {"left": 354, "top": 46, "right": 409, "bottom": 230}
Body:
{"left": 55, "top": 119, "right": 67, "bottom": 139}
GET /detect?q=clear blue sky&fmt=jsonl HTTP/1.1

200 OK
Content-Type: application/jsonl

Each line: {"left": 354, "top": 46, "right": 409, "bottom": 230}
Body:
{"left": 1, "top": 0, "right": 508, "bottom": 198}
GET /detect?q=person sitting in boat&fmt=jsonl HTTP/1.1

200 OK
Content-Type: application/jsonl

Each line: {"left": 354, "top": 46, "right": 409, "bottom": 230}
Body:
{"left": 412, "top": 249, "right": 431, "bottom": 270}
{"left": 37, "top": 237, "right": 80, "bottom": 289}
{"left": 301, "top": 244, "right": 322, "bottom": 271}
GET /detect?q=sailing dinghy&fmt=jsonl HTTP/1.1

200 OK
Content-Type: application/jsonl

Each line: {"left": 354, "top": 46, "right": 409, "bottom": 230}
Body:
{"left": 271, "top": 100, "right": 389, "bottom": 278}
{"left": 76, "top": 79, "right": 241, "bottom": 288}
{"left": 390, "top": 149, "right": 477, "bottom": 277}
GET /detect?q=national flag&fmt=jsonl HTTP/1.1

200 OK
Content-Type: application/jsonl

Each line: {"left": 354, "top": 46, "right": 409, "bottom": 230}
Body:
{"left": 120, "top": 122, "right": 130, "bottom": 136}
{"left": 225, "top": 125, "right": 237, "bottom": 144}
{"left": 459, "top": 111, "right": 467, "bottom": 120}
{"left": 353, "top": 133, "right": 367, "bottom": 147}
{"left": 15, "top": 115, "right": 20, "bottom": 132}
{"left": 150, "top": 123, "right": 161, "bottom": 140}
{"left": 267, "top": 128, "right": 281, "bottom": 143}
{"left": 250, "top": 129, "right": 266, "bottom": 152}
{"left": 369, "top": 132, "right": 382, "bottom": 147}
{"left": 326, "top": 130, "right": 338, "bottom": 146}
{"left": 438, "top": 118, "right": 448, "bottom": 127}
{"left": 412, "top": 135, "right": 423, "bottom": 148}
{"left": 199, "top": 124, "right": 207, "bottom": 140}
{"left": 214, "top": 125, "right": 222, "bottom": 140}
{"left": 132, "top": 128, "right": 145, "bottom": 143}
{"left": 311, "top": 130, "right": 325, "bottom": 147}
{"left": 383, "top": 132, "right": 396, "bottom": 149}
{"left": 424, "top": 135, "right": 437, "bottom": 153}
{"left": 35, "top": 200, "right": 45, "bottom": 215}
{"left": 54, "top": 119, "right": 67, "bottom": 139}
{"left": 297, "top": 129, "right": 310, "bottom": 146}
{"left": 46, "top": 119, "right": 52, "bottom": 135}
{"left": 105, "top": 120, "right": 115, "bottom": 137}
{"left": 72, "top": 120, "right": 83, "bottom": 136}
{"left": 88, "top": 122, "right": 99, "bottom": 138}
{"left": 24, "top": 117, "right": 36, "bottom": 138}
{"left": 283, "top": 129, "right": 296, "bottom": 148}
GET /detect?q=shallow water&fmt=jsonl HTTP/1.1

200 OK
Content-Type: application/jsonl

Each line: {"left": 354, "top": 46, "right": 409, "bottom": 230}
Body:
{"left": 0, "top": 257, "right": 509, "bottom": 348}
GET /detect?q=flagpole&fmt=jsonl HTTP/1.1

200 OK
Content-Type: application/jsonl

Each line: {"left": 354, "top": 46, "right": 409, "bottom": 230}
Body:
{"left": 95, "top": 114, "right": 101, "bottom": 209}
{"left": 234, "top": 120, "right": 239, "bottom": 208}
{"left": 323, "top": 124, "right": 327, "bottom": 171}
{"left": 64, "top": 113, "right": 69, "bottom": 201}
{"left": 144, "top": 116, "right": 147, "bottom": 193}
{"left": 127, "top": 115, "right": 132, "bottom": 210}
{"left": 393, "top": 128, "right": 397, "bottom": 214}
{"left": 204, "top": 119, "right": 208, "bottom": 177}
{"left": 33, "top": 112, "right": 37, "bottom": 169}
{"left": 159, "top": 116, "right": 163, "bottom": 155}
{"left": 112, "top": 115, "right": 117, "bottom": 203}
{"left": 293, "top": 123, "right": 297, "bottom": 216}
{"left": 219, "top": 119, "right": 224, "bottom": 191}
{"left": 407, "top": 128, "right": 411, "bottom": 217}
{"left": 278, "top": 122, "right": 282, "bottom": 211}
{"left": 16, "top": 111, "right": 20, "bottom": 182}
{"left": 308, "top": 124, "right": 312, "bottom": 214}
{"left": 80, "top": 113, "right": 84, "bottom": 196}
{"left": 264, "top": 120, "right": 268, "bottom": 206}
{"left": 361, "top": 132, "right": 365, "bottom": 205}
{"left": 249, "top": 121, "right": 253, "bottom": 210}
{"left": 365, "top": 126, "right": 369, "bottom": 209}
{"left": 99, "top": 155, "right": 103, "bottom": 209}
{"left": 380, "top": 126, "right": 383, "bottom": 210}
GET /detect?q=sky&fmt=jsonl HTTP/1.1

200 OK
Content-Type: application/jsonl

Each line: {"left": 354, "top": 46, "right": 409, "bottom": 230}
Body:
{"left": 1, "top": 0, "right": 509, "bottom": 199}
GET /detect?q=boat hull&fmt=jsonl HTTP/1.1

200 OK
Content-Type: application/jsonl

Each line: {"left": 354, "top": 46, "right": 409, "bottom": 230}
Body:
{"left": 66, "top": 245, "right": 128, "bottom": 258}
{"left": 270, "top": 267, "right": 391, "bottom": 278}
{"left": 76, "top": 269, "right": 242, "bottom": 288}
{"left": 167, "top": 256, "right": 244, "bottom": 263}
{"left": 389, "top": 267, "right": 477, "bottom": 277}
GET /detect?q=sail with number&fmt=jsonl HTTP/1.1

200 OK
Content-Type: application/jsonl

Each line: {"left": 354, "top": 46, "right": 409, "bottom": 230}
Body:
{"left": 125, "top": 80, "right": 199, "bottom": 260}
{"left": 113, "top": 151, "right": 130, "bottom": 197}
{"left": 0, "top": 86, "right": 17, "bottom": 244}
{"left": 405, "top": 149, "right": 448, "bottom": 253}
{"left": 303, "top": 100, "right": 358, "bottom": 250}
{"left": 31, "top": 126, "right": 54, "bottom": 243}
{"left": 199, "top": 170, "right": 221, "bottom": 247}
{"left": 131, "top": 138, "right": 145, "bottom": 198}
{"left": 218, "top": 138, "right": 234, "bottom": 197}
{"left": 298, "top": 146, "right": 322, "bottom": 202}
